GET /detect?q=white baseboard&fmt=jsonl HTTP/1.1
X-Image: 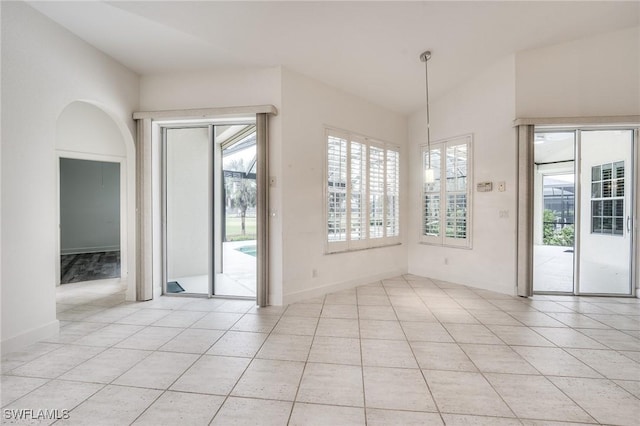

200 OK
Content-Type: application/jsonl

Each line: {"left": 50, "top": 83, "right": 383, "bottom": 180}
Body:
{"left": 61, "top": 246, "right": 120, "bottom": 255}
{"left": 282, "top": 268, "right": 408, "bottom": 305}
{"left": 1, "top": 320, "right": 60, "bottom": 356}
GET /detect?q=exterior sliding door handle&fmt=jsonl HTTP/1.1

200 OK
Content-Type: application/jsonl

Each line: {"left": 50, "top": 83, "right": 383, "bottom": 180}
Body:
{"left": 627, "top": 216, "right": 631, "bottom": 233}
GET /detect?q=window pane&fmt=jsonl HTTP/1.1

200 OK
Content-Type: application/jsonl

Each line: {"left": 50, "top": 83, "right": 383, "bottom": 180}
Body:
{"left": 446, "top": 147, "right": 456, "bottom": 192}
{"left": 590, "top": 161, "right": 625, "bottom": 236}
{"left": 350, "top": 141, "right": 367, "bottom": 241}
{"left": 424, "top": 148, "right": 440, "bottom": 193}
{"left": 422, "top": 137, "right": 470, "bottom": 245}
{"left": 592, "top": 200, "right": 602, "bottom": 216}
{"left": 369, "top": 146, "right": 385, "bottom": 239}
{"left": 615, "top": 178, "right": 624, "bottom": 197}
{"left": 444, "top": 144, "right": 467, "bottom": 192}
{"left": 327, "top": 136, "right": 347, "bottom": 242}
{"left": 603, "top": 180, "right": 612, "bottom": 197}
{"left": 424, "top": 194, "right": 440, "bottom": 236}
{"left": 445, "top": 194, "right": 467, "bottom": 239}
{"left": 592, "top": 216, "right": 602, "bottom": 233}
{"left": 327, "top": 130, "right": 400, "bottom": 249}
{"left": 614, "top": 199, "right": 624, "bottom": 217}
{"left": 385, "top": 149, "right": 400, "bottom": 237}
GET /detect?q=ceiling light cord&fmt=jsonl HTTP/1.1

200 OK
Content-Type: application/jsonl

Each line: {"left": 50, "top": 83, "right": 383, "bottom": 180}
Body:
{"left": 421, "top": 50, "right": 433, "bottom": 181}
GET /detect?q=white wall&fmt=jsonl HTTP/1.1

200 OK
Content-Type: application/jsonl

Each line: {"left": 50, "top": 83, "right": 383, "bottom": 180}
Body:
{"left": 57, "top": 101, "right": 128, "bottom": 157}
{"left": 1, "top": 2, "right": 139, "bottom": 353}
{"left": 408, "top": 56, "right": 518, "bottom": 295}
{"left": 408, "top": 27, "right": 639, "bottom": 297}
{"left": 60, "top": 159, "right": 121, "bottom": 254}
{"left": 138, "top": 68, "right": 284, "bottom": 303}
{"left": 280, "top": 69, "right": 408, "bottom": 303}
{"left": 56, "top": 101, "right": 132, "bottom": 285}
{"left": 517, "top": 27, "right": 640, "bottom": 295}
{"left": 140, "top": 68, "right": 408, "bottom": 304}
{"left": 139, "top": 68, "right": 282, "bottom": 111}
{"left": 516, "top": 26, "right": 640, "bottom": 118}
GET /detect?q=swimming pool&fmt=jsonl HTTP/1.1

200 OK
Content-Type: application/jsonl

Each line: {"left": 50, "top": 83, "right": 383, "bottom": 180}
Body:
{"left": 235, "top": 244, "right": 257, "bottom": 257}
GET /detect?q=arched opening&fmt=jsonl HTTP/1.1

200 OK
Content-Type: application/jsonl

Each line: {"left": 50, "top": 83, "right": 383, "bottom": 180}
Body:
{"left": 55, "top": 101, "right": 136, "bottom": 301}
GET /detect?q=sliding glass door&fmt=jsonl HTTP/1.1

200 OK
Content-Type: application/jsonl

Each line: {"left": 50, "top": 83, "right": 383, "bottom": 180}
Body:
{"left": 163, "top": 123, "right": 258, "bottom": 299}
{"left": 578, "top": 130, "right": 634, "bottom": 294}
{"left": 533, "top": 128, "right": 635, "bottom": 296}
{"left": 216, "top": 125, "right": 257, "bottom": 297}
{"left": 164, "top": 127, "right": 212, "bottom": 295}
{"left": 533, "top": 132, "right": 576, "bottom": 293}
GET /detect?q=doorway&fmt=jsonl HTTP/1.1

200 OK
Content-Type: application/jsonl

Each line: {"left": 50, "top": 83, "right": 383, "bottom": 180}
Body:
{"left": 59, "top": 158, "right": 121, "bottom": 284}
{"left": 533, "top": 128, "right": 635, "bottom": 295}
{"left": 163, "top": 123, "right": 257, "bottom": 299}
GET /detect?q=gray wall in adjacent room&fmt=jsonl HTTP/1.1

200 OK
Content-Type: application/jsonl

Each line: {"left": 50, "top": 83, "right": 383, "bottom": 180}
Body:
{"left": 60, "top": 158, "right": 120, "bottom": 254}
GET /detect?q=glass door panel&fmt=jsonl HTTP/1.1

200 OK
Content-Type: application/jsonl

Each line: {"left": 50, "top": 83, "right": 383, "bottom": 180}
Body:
{"left": 578, "top": 130, "right": 633, "bottom": 295}
{"left": 216, "top": 125, "right": 257, "bottom": 297}
{"left": 165, "top": 127, "right": 211, "bottom": 295}
{"left": 533, "top": 132, "right": 576, "bottom": 293}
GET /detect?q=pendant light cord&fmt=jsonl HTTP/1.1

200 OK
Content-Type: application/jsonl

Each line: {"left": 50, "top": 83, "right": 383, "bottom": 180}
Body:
{"left": 421, "top": 51, "right": 432, "bottom": 169}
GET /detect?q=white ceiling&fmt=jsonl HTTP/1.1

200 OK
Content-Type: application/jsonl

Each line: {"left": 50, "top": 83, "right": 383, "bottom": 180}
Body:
{"left": 28, "top": 1, "right": 640, "bottom": 114}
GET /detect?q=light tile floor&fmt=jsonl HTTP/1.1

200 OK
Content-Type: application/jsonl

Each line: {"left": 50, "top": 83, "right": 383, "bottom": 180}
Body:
{"left": 2, "top": 275, "right": 639, "bottom": 425}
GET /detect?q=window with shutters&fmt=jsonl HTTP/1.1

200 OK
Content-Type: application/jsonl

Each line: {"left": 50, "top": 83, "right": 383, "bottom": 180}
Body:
{"left": 421, "top": 134, "right": 472, "bottom": 248}
{"left": 591, "top": 161, "right": 625, "bottom": 235}
{"left": 326, "top": 128, "right": 401, "bottom": 253}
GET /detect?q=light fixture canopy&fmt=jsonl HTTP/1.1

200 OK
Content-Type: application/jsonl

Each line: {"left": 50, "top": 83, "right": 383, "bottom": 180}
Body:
{"left": 421, "top": 50, "right": 434, "bottom": 183}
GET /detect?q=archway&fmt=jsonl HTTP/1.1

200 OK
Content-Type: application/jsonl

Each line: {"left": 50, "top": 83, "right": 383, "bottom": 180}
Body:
{"left": 56, "top": 100, "right": 136, "bottom": 300}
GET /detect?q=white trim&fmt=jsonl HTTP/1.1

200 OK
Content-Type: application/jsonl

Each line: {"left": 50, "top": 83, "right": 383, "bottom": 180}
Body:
{"left": 524, "top": 124, "right": 639, "bottom": 298}
{"left": 283, "top": 268, "right": 407, "bottom": 305}
{"left": 514, "top": 116, "right": 640, "bottom": 127}
{"left": 133, "top": 105, "right": 278, "bottom": 120}
{"left": 323, "top": 125, "right": 399, "bottom": 150}
{"left": 1, "top": 320, "right": 59, "bottom": 356}
{"left": 324, "top": 127, "right": 401, "bottom": 254}
{"left": 419, "top": 134, "right": 473, "bottom": 248}
{"left": 61, "top": 246, "right": 120, "bottom": 255}
{"left": 56, "top": 152, "right": 128, "bottom": 287}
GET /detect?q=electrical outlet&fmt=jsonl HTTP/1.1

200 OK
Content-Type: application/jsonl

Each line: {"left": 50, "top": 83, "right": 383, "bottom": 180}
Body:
{"left": 499, "top": 210, "right": 509, "bottom": 218}
{"left": 498, "top": 181, "right": 506, "bottom": 192}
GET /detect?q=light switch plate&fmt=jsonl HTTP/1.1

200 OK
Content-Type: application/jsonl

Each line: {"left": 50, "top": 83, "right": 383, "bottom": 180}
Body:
{"left": 477, "top": 182, "right": 493, "bottom": 192}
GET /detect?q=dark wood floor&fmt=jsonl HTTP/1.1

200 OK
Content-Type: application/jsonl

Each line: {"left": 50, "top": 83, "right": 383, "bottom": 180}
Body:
{"left": 60, "top": 251, "right": 121, "bottom": 284}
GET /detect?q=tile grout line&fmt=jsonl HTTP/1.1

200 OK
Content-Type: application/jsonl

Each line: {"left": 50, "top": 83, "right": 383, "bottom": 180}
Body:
{"left": 4, "top": 278, "right": 640, "bottom": 424}
{"left": 386, "top": 275, "right": 446, "bottom": 424}
{"left": 202, "top": 302, "right": 273, "bottom": 425}
{"left": 284, "top": 295, "right": 324, "bottom": 425}
{"left": 356, "top": 281, "right": 369, "bottom": 425}
{"left": 410, "top": 276, "right": 522, "bottom": 421}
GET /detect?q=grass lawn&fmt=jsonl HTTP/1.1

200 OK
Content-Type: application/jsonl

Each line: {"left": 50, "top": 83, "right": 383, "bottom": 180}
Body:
{"left": 225, "top": 216, "right": 256, "bottom": 241}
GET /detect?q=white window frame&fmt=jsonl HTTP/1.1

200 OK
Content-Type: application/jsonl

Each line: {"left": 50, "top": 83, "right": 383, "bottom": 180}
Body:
{"left": 420, "top": 134, "right": 473, "bottom": 248}
{"left": 325, "top": 128, "right": 401, "bottom": 253}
